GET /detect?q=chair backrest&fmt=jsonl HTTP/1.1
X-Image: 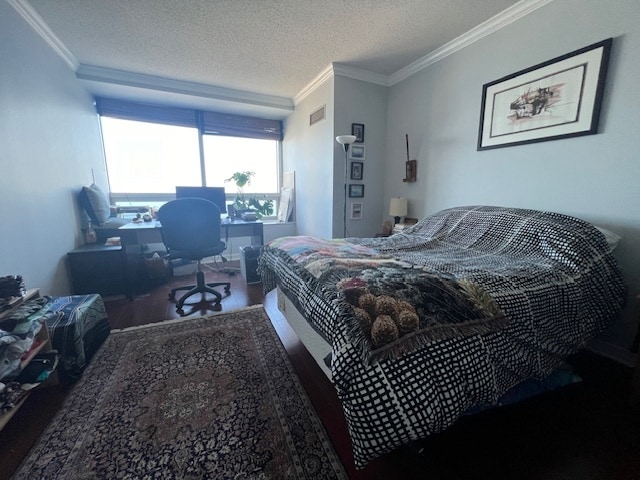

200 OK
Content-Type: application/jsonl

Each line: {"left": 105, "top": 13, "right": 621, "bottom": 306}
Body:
{"left": 157, "top": 198, "right": 224, "bottom": 259}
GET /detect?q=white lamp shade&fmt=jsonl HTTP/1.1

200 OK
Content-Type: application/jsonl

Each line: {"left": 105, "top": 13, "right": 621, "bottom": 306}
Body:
{"left": 389, "top": 197, "right": 408, "bottom": 217}
{"left": 336, "top": 135, "right": 357, "bottom": 145}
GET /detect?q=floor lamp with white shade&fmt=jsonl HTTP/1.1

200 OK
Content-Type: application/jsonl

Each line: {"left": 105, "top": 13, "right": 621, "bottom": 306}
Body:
{"left": 335, "top": 135, "right": 357, "bottom": 238}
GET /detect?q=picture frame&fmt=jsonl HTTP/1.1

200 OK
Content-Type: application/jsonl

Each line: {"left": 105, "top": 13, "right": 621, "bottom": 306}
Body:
{"left": 348, "top": 184, "right": 364, "bottom": 198}
{"left": 351, "top": 123, "right": 365, "bottom": 143}
{"left": 477, "top": 38, "right": 612, "bottom": 150}
{"left": 350, "top": 161, "right": 363, "bottom": 180}
{"left": 350, "top": 144, "right": 365, "bottom": 160}
{"left": 350, "top": 202, "right": 363, "bottom": 220}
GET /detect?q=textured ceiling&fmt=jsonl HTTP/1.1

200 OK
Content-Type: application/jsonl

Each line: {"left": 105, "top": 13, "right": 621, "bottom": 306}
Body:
{"left": 25, "top": 0, "right": 520, "bottom": 104}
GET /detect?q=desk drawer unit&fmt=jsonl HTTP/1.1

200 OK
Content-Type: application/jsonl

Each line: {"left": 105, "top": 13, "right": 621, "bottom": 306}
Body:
{"left": 67, "top": 244, "right": 127, "bottom": 296}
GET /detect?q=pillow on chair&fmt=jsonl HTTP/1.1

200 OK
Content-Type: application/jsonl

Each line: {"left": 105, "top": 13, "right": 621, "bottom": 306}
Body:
{"left": 79, "top": 183, "right": 111, "bottom": 225}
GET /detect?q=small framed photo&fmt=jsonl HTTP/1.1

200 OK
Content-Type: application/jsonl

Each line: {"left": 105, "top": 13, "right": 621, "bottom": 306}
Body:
{"left": 351, "top": 123, "right": 365, "bottom": 143}
{"left": 348, "top": 184, "right": 364, "bottom": 198}
{"left": 350, "top": 202, "right": 363, "bottom": 220}
{"left": 350, "top": 144, "right": 365, "bottom": 160}
{"left": 350, "top": 161, "right": 363, "bottom": 180}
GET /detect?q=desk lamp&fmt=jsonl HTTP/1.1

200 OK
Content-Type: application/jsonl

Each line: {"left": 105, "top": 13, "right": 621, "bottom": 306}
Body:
{"left": 336, "top": 135, "right": 357, "bottom": 238}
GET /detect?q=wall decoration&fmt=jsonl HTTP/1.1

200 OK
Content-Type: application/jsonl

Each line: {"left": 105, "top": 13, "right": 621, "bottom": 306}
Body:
{"left": 351, "top": 123, "right": 365, "bottom": 143}
{"left": 477, "top": 38, "right": 612, "bottom": 150}
{"left": 349, "top": 144, "right": 365, "bottom": 160}
{"left": 277, "top": 188, "right": 294, "bottom": 222}
{"left": 350, "top": 202, "right": 363, "bottom": 220}
{"left": 348, "top": 184, "right": 364, "bottom": 198}
{"left": 350, "top": 161, "right": 363, "bottom": 180}
{"left": 403, "top": 134, "right": 417, "bottom": 182}
{"left": 403, "top": 159, "right": 417, "bottom": 183}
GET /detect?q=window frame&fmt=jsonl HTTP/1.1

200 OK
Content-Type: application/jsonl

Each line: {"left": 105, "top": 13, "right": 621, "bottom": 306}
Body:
{"left": 97, "top": 98, "right": 283, "bottom": 217}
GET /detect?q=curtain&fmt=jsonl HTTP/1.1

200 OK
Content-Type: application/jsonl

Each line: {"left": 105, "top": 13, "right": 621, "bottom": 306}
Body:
{"left": 95, "top": 97, "right": 283, "bottom": 140}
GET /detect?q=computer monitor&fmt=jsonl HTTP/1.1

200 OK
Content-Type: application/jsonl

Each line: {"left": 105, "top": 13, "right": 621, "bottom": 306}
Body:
{"left": 175, "top": 186, "right": 227, "bottom": 216}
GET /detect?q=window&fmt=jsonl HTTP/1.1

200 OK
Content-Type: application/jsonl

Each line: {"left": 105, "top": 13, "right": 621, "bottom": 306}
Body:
{"left": 203, "top": 135, "right": 278, "bottom": 194}
{"left": 101, "top": 118, "right": 201, "bottom": 195}
{"left": 97, "top": 98, "right": 283, "bottom": 215}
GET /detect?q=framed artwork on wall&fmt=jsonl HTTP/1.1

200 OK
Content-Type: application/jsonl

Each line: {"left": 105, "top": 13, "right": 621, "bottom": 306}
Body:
{"left": 348, "top": 184, "right": 364, "bottom": 198}
{"left": 350, "top": 202, "right": 363, "bottom": 220}
{"left": 350, "top": 162, "right": 363, "bottom": 180}
{"left": 477, "top": 38, "right": 612, "bottom": 150}
{"left": 351, "top": 123, "right": 365, "bottom": 143}
{"left": 350, "top": 145, "right": 365, "bottom": 160}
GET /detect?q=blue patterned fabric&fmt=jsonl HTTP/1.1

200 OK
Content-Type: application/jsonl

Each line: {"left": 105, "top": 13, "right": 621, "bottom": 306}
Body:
{"left": 43, "top": 294, "right": 110, "bottom": 376}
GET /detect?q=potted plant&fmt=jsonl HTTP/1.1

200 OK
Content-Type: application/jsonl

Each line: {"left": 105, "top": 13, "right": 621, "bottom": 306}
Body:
{"left": 225, "top": 171, "right": 274, "bottom": 219}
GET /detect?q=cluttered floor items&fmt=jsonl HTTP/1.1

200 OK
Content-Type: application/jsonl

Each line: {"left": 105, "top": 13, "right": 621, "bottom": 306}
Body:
{"left": 1, "top": 284, "right": 111, "bottom": 425}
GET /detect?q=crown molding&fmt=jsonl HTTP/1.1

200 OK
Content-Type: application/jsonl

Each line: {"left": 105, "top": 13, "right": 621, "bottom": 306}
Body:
{"left": 293, "top": 64, "right": 335, "bottom": 105}
{"left": 294, "top": 62, "right": 390, "bottom": 105}
{"left": 12, "top": 0, "right": 292, "bottom": 114}
{"left": 331, "top": 63, "right": 390, "bottom": 87}
{"left": 14, "top": 0, "right": 554, "bottom": 113}
{"left": 295, "top": 0, "right": 555, "bottom": 98}
{"left": 76, "top": 64, "right": 294, "bottom": 112}
{"left": 9, "top": 0, "right": 78, "bottom": 70}
{"left": 389, "top": 0, "right": 556, "bottom": 85}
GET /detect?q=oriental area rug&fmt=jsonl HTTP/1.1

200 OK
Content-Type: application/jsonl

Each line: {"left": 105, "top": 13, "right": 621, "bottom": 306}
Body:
{"left": 13, "top": 305, "right": 347, "bottom": 479}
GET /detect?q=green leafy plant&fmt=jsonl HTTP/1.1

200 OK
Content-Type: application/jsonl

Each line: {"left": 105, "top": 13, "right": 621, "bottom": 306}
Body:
{"left": 225, "top": 171, "right": 274, "bottom": 218}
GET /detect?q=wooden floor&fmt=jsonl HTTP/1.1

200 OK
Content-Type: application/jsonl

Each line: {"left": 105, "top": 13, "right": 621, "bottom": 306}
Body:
{"left": 1, "top": 268, "right": 639, "bottom": 480}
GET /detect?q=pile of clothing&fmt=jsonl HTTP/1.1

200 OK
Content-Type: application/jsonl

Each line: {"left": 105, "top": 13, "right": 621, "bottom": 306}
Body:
{"left": 0, "top": 297, "right": 59, "bottom": 415}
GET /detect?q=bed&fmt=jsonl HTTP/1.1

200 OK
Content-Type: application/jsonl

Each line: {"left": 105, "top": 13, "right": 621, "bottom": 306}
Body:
{"left": 258, "top": 205, "right": 627, "bottom": 468}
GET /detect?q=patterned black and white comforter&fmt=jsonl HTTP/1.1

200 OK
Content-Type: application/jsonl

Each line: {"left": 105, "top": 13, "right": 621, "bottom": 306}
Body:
{"left": 258, "top": 206, "right": 627, "bottom": 467}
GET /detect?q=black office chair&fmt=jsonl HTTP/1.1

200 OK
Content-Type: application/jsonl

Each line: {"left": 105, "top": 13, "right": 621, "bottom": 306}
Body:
{"left": 157, "top": 198, "right": 231, "bottom": 311}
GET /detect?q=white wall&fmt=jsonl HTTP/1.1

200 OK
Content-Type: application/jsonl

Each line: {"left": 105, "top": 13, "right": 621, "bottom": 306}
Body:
{"left": 284, "top": 72, "right": 388, "bottom": 240}
{"left": 0, "top": 2, "right": 107, "bottom": 295}
{"left": 283, "top": 78, "right": 334, "bottom": 238}
{"left": 333, "top": 75, "right": 388, "bottom": 238}
{"left": 385, "top": 0, "right": 640, "bottom": 363}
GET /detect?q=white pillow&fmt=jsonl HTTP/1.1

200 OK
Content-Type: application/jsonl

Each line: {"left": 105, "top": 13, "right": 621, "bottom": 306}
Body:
{"left": 594, "top": 226, "right": 621, "bottom": 252}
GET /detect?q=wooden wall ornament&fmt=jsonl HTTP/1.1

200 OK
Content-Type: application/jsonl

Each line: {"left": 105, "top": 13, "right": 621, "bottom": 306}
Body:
{"left": 403, "top": 134, "right": 417, "bottom": 182}
{"left": 404, "top": 160, "right": 417, "bottom": 183}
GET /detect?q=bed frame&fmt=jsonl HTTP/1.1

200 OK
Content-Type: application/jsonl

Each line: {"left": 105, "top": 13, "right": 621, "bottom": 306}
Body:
{"left": 276, "top": 287, "right": 333, "bottom": 379}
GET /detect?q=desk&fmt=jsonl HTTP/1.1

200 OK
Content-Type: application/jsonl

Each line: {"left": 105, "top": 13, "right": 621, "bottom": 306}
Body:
{"left": 118, "top": 218, "right": 264, "bottom": 296}
{"left": 118, "top": 218, "right": 264, "bottom": 246}
{"left": 221, "top": 218, "right": 264, "bottom": 246}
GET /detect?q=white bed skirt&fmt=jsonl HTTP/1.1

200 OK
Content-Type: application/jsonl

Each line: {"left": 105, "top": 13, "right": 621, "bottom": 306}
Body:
{"left": 276, "top": 287, "right": 333, "bottom": 380}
